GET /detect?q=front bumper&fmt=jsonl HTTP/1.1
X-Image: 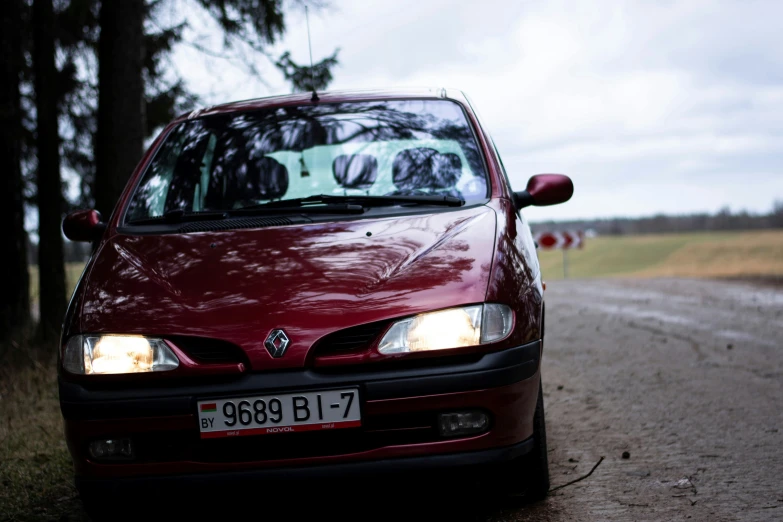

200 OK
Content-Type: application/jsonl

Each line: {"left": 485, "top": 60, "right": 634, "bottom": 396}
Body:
{"left": 60, "top": 340, "right": 541, "bottom": 480}
{"left": 76, "top": 437, "right": 535, "bottom": 495}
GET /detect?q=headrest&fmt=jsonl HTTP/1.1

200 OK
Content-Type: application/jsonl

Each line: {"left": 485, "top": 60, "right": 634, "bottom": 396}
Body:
{"left": 392, "top": 148, "right": 462, "bottom": 191}
{"left": 246, "top": 156, "right": 289, "bottom": 200}
{"left": 333, "top": 154, "right": 378, "bottom": 189}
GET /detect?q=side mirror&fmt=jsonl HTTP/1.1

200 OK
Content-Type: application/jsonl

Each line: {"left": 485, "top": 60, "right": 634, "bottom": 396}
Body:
{"left": 513, "top": 174, "right": 573, "bottom": 209}
{"left": 62, "top": 209, "right": 106, "bottom": 242}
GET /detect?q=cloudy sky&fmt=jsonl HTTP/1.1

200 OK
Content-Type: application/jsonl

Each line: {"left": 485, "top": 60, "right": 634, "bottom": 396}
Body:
{"left": 170, "top": 0, "right": 783, "bottom": 221}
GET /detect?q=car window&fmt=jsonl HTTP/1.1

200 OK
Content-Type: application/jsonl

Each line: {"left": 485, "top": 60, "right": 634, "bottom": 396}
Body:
{"left": 125, "top": 100, "right": 489, "bottom": 222}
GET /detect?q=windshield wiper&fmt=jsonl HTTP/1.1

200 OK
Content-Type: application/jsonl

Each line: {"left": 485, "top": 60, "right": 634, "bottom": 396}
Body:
{"left": 241, "top": 194, "right": 465, "bottom": 211}
{"left": 126, "top": 193, "right": 459, "bottom": 226}
{"left": 126, "top": 203, "right": 366, "bottom": 226}
{"left": 126, "top": 209, "right": 229, "bottom": 226}
{"left": 228, "top": 203, "right": 365, "bottom": 216}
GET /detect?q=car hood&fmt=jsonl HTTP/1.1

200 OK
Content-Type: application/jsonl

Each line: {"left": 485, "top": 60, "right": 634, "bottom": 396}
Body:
{"left": 79, "top": 206, "right": 497, "bottom": 370}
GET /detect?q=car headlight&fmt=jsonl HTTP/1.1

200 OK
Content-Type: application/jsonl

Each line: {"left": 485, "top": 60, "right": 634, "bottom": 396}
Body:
{"left": 63, "top": 335, "right": 179, "bottom": 375}
{"left": 378, "top": 304, "right": 513, "bottom": 354}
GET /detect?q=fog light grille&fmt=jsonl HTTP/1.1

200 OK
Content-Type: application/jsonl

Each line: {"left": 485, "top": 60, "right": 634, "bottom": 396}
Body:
{"left": 438, "top": 411, "right": 489, "bottom": 437}
{"left": 88, "top": 438, "right": 134, "bottom": 461}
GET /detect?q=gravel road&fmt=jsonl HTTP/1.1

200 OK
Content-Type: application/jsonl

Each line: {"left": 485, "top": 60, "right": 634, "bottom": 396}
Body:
{"left": 486, "top": 277, "right": 783, "bottom": 522}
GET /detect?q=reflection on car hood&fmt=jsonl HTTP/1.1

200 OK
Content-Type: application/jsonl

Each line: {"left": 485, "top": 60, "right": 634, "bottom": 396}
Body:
{"left": 80, "top": 206, "right": 497, "bottom": 370}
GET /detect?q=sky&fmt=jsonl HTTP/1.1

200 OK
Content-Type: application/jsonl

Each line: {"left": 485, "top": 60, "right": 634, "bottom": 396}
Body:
{"left": 168, "top": 0, "right": 783, "bottom": 221}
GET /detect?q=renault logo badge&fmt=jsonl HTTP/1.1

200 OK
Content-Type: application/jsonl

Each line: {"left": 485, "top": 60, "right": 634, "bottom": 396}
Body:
{"left": 264, "top": 329, "right": 290, "bottom": 358}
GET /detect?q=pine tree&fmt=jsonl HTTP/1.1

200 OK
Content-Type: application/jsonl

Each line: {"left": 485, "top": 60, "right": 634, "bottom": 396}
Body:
{"left": 0, "top": 0, "right": 31, "bottom": 341}
{"left": 33, "top": 0, "right": 67, "bottom": 340}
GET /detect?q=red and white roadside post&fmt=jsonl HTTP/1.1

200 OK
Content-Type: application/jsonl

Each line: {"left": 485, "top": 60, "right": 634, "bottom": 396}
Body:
{"left": 533, "top": 231, "right": 585, "bottom": 279}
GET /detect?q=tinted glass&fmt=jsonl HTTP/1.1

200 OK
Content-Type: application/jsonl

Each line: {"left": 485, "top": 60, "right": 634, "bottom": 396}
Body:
{"left": 125, "top": 100, "right": 488, "bottom": 222}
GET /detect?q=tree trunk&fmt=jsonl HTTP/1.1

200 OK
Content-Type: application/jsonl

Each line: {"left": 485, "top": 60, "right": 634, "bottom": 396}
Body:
{"left": 33, "top": 0, "right": 67, "bottom": 341}
{"left": 0, "top": 0, "right": 31, "bottom": 341}
{"left": 95, "top": 0, "right": 146, "bottom": 221}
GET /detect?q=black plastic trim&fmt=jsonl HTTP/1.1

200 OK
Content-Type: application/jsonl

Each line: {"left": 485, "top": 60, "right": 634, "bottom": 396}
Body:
{"left": 76, "top": 437, "right": 534, "bottom": 492}
{"left": 60, "top": 340, "right": 541, "bottom": 420}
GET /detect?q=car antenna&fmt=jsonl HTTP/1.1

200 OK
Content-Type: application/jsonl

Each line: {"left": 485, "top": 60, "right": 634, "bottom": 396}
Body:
{"left": 306, "top": 5, "right": 319, "bottom": 103}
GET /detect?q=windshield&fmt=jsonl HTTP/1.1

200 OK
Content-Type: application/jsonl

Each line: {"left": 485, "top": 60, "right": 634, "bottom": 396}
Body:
{"left": 125, "top": 99, "right": 488, "bottom": 222}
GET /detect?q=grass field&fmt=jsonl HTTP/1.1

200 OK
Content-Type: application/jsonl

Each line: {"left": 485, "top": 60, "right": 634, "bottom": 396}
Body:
{"left": 27, "top": 264, "right": 86, "bottom": 315}
{"left": 537, "top": 229, "right": 783, "bottom": 281}
{"left": 0, "top": 352, "right": 84, "bottom": 521}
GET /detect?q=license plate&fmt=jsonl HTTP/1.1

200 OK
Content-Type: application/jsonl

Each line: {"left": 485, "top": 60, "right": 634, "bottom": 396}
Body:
{"left": 197, "top": 388, "right": 360, "bottom": 439}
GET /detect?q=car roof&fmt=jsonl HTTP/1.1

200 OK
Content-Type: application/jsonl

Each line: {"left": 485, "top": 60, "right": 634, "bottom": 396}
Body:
{"left": 178, "top": 87, "right": 472, "bottom": 122}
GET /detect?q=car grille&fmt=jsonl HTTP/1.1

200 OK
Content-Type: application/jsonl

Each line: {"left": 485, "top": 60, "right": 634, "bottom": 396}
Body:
{"left": 168, "top": 336, "right": 248, "bottom": 365}
{"left": 313, "top": 321, "right": 389, "bottom": 356}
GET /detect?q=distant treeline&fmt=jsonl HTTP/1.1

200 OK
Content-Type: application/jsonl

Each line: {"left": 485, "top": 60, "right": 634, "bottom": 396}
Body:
{"left": 531, "top": 202, "right": 783, "bottom": 236}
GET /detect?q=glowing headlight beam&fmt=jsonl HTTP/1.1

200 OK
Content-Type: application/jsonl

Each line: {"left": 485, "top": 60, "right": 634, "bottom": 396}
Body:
{"left": 408, "top": 308, "right": 481, "bottom": 352}
{"left": 378, "top": 304, "right": 513, "bottom": 354}
{"left": 63, "top": 335, "right": 179, "bottom": 375}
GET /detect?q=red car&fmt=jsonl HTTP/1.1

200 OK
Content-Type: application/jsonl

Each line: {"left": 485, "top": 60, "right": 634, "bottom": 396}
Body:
{"left": 61, "top": 88, "right": 573, "bottom": 516}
